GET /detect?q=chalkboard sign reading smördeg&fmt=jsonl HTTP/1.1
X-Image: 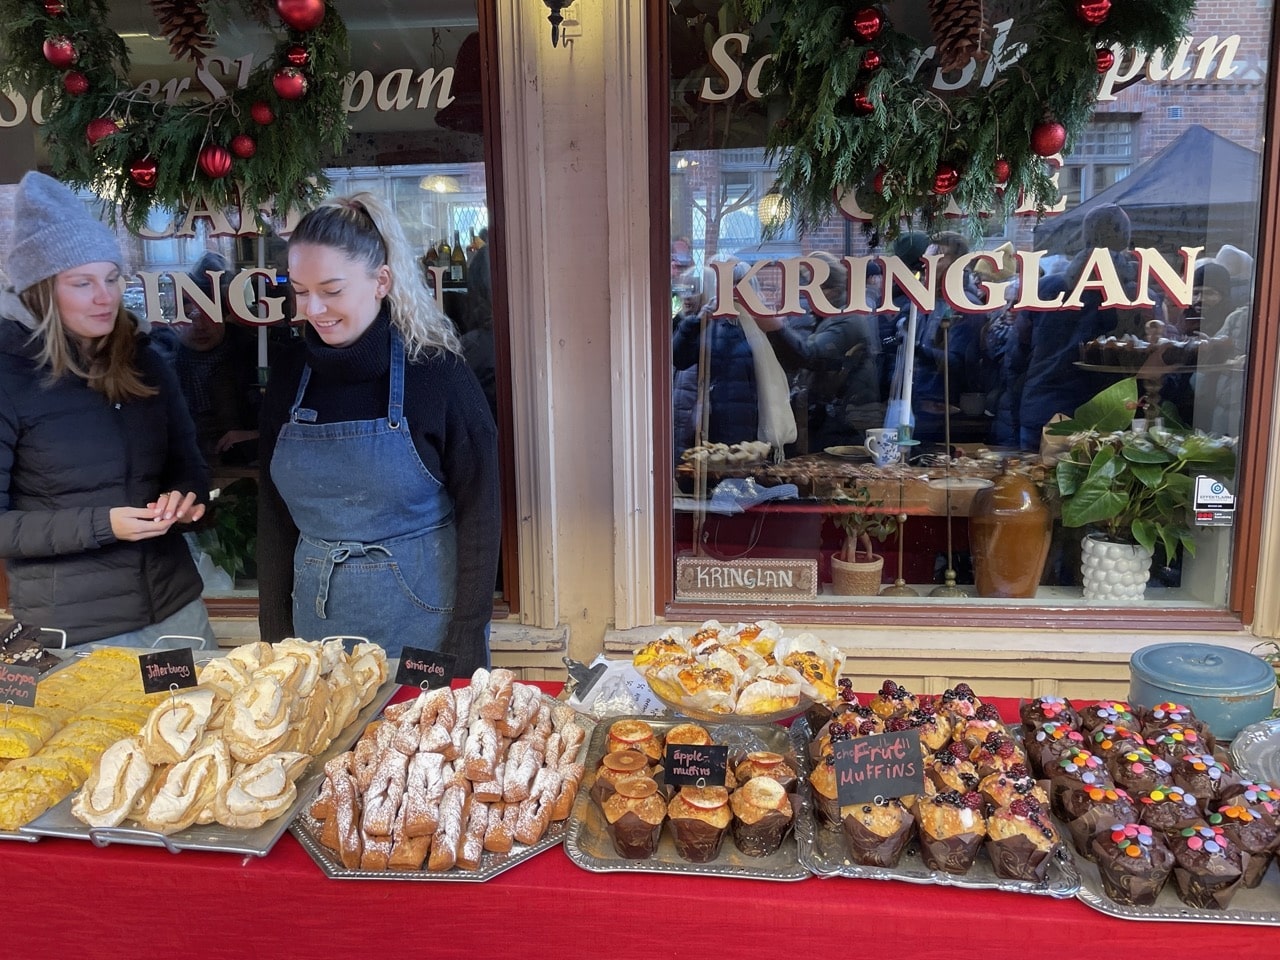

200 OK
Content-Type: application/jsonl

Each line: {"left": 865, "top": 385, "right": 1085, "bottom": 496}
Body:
{"left": 394, "top": 647, "right": 457, "bottom": 689}
{"left": 833, "top": 728, "right": 924, "bottom": 807}
{"left": 0, "top": 662, "right": 38, "bottom": 707}
{"left": 664, "top": 743, "right": 729, "bottom": 787}
{"left": 138, "top": 648, "right": 198, "bottom": 695}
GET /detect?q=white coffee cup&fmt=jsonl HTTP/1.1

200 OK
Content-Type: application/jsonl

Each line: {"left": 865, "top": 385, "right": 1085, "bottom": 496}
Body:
{"left": 864, "top": 428, "right": 902, "bottom": 466}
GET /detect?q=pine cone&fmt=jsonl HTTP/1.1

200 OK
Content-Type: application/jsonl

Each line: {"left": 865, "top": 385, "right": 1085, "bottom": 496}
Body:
{"left": 149, "top": 0, "right": 215, "bottom": 63}
{"left": 928, "top": 0, "right": 990, "bottom": 74}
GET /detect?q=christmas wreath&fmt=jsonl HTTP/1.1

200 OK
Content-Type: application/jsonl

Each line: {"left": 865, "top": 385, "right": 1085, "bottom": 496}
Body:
{"left": 741, "top": 0, "right": 1197, "bottom": 236}
{"left": 0, "top": 0, "right": 350, "bottom": 230}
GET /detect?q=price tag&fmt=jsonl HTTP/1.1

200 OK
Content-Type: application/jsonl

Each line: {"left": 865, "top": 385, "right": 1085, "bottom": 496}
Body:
{"left": 833, "top": 729, "right": 924, "bottom": 807}
{"left": 394, "top": 647, "right": 457, "bottom": 689}
{"left": 663, "top": 743, "right": 729, "bottom": 787}
{"left": 138, "top": 648, "right": 198, "bottom": 695}
{"left": 0, "top": 662, "right": 39, "bottom": 707}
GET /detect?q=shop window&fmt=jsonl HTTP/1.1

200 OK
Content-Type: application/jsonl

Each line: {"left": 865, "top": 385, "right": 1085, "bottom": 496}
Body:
{"left": 658, "top": 1, "right": 1270, "bottom": 624}
{"left": 0, "top": 0, "right": 516, "bottom": 618}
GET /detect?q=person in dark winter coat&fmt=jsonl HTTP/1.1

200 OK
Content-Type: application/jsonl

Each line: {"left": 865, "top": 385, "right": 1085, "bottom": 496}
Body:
{"left": 1018, "top": 204, "right": 1142, "bottom": 449}
{"left": 0, "top": 171, "right": 213, "bottom": 649}
{"left": 257, "top": 192, "right": 499, "bottom": 670}
{"left": 671, "top": 265, "right": 759, "bottom": 453}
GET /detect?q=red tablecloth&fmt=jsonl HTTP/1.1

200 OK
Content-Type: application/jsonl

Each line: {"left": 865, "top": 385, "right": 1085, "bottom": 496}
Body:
{"left": 6, "top": 687, "right": 1280, "bottom": 959}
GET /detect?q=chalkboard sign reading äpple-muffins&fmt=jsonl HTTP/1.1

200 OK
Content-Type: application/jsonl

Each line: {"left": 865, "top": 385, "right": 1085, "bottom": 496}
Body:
{"left": 394, "top": 646, "right": 457, "bottom": 689}
{"left": 664, "top": 743, "right": 729, "bottom": 787}
{"left": 138, "top": 648, "right": 198, "bottom": 695}
{"left": 833, "top": 729, "right": 924, "bottom": 806}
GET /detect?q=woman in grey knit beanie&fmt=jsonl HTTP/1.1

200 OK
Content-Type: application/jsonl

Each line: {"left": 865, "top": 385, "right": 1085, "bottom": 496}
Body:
{"left": 0, "top": 171, "right": 215, "bottom": 650}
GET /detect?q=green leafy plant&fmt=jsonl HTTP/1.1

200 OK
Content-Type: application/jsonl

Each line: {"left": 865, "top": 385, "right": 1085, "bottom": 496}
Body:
{"left": 1052, "top": 379, "right": 1236, "bottom": 558}
{"left": 830, "top": 483, "right": 898, "bottom": 562}
{"left": 195, "top": 477, "right": 258, "bottom": 581}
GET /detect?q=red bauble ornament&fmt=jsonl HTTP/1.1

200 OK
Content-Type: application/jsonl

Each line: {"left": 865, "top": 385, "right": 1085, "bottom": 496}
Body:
{"left": 993, "top": 157, "right": 1011, "bottom": 185}
{"left": 284, "top": 44, "right": 309, "bottom": 66}
{"left": 85, "top": 116, "right": 117, "bottom": 145}
{"left": 250, "top": 101, "right": 275, "bottom": 125}
{"left": 859, "top": 49, "right": 883, "bottom": 74}
{"left": 850, "top": 88, "right": 875, "bottom": 116}
{"left": 1075, "top": 0, "right": 1111, "bottom": 26}
{"left": 198, "top": 144, "right": 234, "bottom": 179}
{"left": 1030, "top": 120, "right": 1067, "bottom": 157}
{"left": 44, "top": 0, "right": 65, "bottom": 15}
{"left": 932, "top": 163, "right": 961, "bottom": 195}
{"left": 272, "top": 67, "right": 308, "bottom": 100}
{"left": 851, "top": 7, "right": 883, "bottom": 43}
{"left": 276, "top": 0, "right": 325, "bottom": 31}
{"left": 62, "top": 71, "right": 89, "bottom": 96}
{"left": 872, "top": 167, "right": 887, "bottom": 193}
{"left": 1096, "top": 48, "right": 1115, "bottom": 73}
{"left": 42, "top": 36, "right": 76, "bottom": 68}
{"left": 230, "top": 134, "right": 257, "bottom": 159}
{"left": 129, "top": 157, "right": 158, "bottom": 189}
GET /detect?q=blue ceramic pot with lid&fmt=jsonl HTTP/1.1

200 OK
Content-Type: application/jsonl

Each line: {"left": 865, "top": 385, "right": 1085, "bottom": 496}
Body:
{"left": 1129, "top": 642, "right": 1276, "bottom": 741}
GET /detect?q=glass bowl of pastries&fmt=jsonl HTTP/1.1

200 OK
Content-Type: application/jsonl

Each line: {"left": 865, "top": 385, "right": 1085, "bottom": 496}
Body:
{"left": 632, "top": 620, "right": 842, "bottom": 723}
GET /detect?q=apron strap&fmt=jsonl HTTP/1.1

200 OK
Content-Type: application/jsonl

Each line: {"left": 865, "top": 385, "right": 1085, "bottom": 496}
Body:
{"left": 388, "top": 328, "right": 406, "bottom": 429}
{"left": 312, "top": 541, "right": 392, "bottom": 619}
{"left": 289, "top": 364, "right": 315, "bottom": 421}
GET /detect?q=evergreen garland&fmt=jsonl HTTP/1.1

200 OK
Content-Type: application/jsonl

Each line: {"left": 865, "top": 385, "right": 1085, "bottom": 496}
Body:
{"left": 740, "top": 0, "right": 1197, "bottom": 237}
{"left": 0, "top": 0, "right": 350, "bottom": 231}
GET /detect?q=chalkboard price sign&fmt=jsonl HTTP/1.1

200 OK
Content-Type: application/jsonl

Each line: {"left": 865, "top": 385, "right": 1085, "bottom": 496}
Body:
{"left": 833, "top": 728, "right": 924, "bottom": 807}
{"left": 394, "top": 647, "right": 457, "bottom": 689}
{"left": 664, "top": 743, "right": 729, "bottom": 787}
{"left": 138, "top": 648, "right": 198, "bottom": 695}
{"left": 0, "top": 662, "right": 38, "bottom": 707}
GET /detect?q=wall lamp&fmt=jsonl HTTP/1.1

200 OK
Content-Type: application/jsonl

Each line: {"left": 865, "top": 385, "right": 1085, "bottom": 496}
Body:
{"left": 543, "top": 0, "right": 567, "bottom": 46}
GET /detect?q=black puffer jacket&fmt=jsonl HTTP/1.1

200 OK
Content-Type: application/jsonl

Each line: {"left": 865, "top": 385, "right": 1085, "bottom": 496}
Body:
{"left": 0, "top": 291, "right": 209, "bottom": 646}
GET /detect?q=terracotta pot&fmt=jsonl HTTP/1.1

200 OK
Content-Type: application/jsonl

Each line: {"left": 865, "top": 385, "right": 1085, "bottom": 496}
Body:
{"left": 831, "top": 554, "right": 884, "bottom": 595}
{"left": 968, "top": 465, "right": 1051, "bottom": 598}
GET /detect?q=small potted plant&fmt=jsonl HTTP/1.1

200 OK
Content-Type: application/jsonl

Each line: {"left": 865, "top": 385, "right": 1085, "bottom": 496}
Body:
{"left": 829, "top": 484, "right": 899, "bottom": 595}
{"left": 1052, "top": 378, "right": 1236, "bottom": 601}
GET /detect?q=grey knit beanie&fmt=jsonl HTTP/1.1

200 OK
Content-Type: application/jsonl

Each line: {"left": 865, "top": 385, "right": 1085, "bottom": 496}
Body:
{"left": 1081, "top": 203, "right": 1131, "bottom": 251}
{"left": 5, "top": 171, "right": 123, "bottom": 293}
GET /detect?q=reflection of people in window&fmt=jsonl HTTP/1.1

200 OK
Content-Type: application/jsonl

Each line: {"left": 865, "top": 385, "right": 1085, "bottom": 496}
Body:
{"left": 173, "top": 252, "right": 260, "bottom": 465}
{"left": 461, "top": 240, "right": 497, "bottom": 420}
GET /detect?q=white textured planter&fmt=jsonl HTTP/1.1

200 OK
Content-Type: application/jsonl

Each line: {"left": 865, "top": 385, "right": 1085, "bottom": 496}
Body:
{"left": 1080, "top": 535, "right": 1154, "bottom": 602}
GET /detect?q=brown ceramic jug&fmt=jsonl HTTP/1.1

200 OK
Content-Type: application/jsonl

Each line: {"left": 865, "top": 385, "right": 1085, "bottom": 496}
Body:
{"left": 968, "top": 462, "right": 1051, "bottom": 598}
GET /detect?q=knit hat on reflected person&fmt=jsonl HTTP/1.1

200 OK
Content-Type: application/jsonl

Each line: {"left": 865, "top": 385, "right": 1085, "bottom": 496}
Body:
{"left": 891, "top": 231, "right": 930, "bottom": 272}
{"left": 1081, "top": 203, "right": 1131, "bottom": 251}
{"left": 5, "top": 171, "right": 123, "bottom": 293}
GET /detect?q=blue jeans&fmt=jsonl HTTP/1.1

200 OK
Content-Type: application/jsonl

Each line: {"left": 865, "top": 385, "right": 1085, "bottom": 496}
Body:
{"left": 86, "top": 598, "right": 217, "bottom": 651}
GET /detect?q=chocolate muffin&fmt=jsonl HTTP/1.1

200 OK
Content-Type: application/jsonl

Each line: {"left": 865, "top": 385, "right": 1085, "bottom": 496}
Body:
{"left": 1212, "top": 799, "right": 1280, "bottom": 888}
{"left": 1139, "top": 702, "right": 1215, "bottom": 751}
{"left": 1171, "top": 754, "right": 1239, "bottom": 812}
{"left": 1108, "top": 746, "right": 1174, "bottom": 797}
{"left": 987, "top": 796, "right": 1060, "bottom": 883}
{"left": 1144, "top": 723, "right": 1207, "bottom": 763}
{"left": 1048, "top": 747, "right": 1114, "bottom": 819}
{"left": 1079, "top": 700, "right": 1139, "bottom": 736}
{"left": 1170, "top": 821, "right": 1245, "bottom": 909}
{"left": 1085, "top": 724, "right": 1145, "bottom": 762}
{"left": 1019, "top": 695, "right": 1079, "bottom": 732}
{"left": 1135, "top": 784, "right": 1200, "bottom": 838}
{"left": 1024, "top": 721, "right": 1087, "bottom": 779}
{"left": 914, "top": 790, "right": 987, "bottom": 875}
{"left": 1218, "top": 780, "right": 1280, "bottom": 823}
{"left": 1065, "top": 784, "right": 1138, "bottom": 860}
{"left": 1091, "top": 822, "right": 1175, "bottom": 906}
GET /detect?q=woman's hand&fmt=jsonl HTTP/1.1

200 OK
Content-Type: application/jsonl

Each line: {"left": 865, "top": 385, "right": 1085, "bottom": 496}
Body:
{"left": 147, "top": 490, "right": 206, "bottom": 524}
{"left": 109, "top": 507, "right": 177, "bottom": 541}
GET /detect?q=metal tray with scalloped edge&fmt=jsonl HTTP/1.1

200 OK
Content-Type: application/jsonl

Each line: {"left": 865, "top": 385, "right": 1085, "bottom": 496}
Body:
{"left": 564, "top": 715, "right": 810, "bottom": 881}
{"left": 792, "top": 716, "right": 1081, "bottom": 897}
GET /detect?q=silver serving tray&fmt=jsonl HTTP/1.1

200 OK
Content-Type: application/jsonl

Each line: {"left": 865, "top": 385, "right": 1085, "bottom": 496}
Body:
{"left": 289, "top": 693, "right": 595, "bottom": 881}
{"left": 1074, "top": 847, "right": 1280, "bottom": 925}
{"left": 790, "top": 718, "right": 1081, "bottom": 897}
{"left": 564, "top": 715, "right": 810, "bottom": 881}
{"left": 17, "top": 664, "right": 400, "bottom": 856}
{"left": 1230, "top": 718, "right": 1280, "bottom": 785}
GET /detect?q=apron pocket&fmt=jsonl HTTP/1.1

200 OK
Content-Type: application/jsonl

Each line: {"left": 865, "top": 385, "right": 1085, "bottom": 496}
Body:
{"left": 388, "top": 561, "right": 454, "bottom": 615}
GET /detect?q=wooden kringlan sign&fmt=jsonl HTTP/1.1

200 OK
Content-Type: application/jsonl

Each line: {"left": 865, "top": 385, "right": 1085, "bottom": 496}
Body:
{"left": 676, "top": 557, "right": 818, "bottom": 601}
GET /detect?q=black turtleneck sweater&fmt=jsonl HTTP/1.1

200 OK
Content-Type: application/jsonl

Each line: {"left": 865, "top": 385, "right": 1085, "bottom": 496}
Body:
{"left": 257, "top": 308, "right": 499, "bottom": 669}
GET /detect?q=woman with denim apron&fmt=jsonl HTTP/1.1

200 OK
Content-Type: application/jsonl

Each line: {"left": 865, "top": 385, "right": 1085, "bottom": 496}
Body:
{"left": 257, "top": 194, "right": 499, "bottom": 670}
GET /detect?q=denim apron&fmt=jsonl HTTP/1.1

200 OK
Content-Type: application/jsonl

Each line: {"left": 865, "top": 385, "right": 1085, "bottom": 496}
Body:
{"left": 270, "top": 330, "right": 455, "bottom": 658}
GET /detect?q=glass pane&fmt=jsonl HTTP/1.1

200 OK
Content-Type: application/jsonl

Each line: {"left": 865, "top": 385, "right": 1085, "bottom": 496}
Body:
{"left": 665, "top": 0, "right": 1264, "bottom": 612}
